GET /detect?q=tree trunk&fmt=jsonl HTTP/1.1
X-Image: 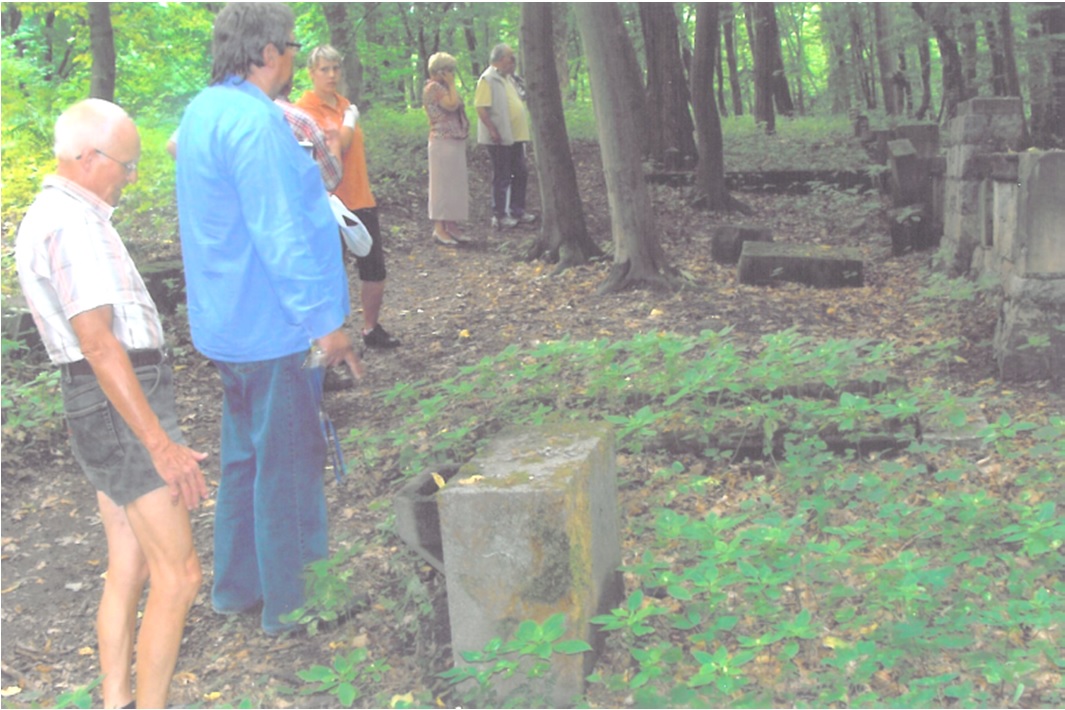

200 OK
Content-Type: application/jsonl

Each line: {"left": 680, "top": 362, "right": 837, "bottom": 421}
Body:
{"left": 552, "top": 4, "right": 571, "bottom": 99}
{"left": 998, "top": 3, "right": 1022, "bottom": 97}
{"left": 638, "top": 2, "right": 698, "bottom": 168}
{"left": 1028, "top": 3, "right": 1065, "bottom": 149}
{"left": 849, "top": 5, "right": 876, "bottom": 110}
{"left": 821, "top": 3, "right": 851, "bottom": 114}
{"left": 723, "top": 7, "right": 743, "bottom": 116}
{"left": 761, "top": 3, "right": 794, "bottom": 116}
{"left": 520, "top": 3, "right": 602, "bottom": 270}
{"left": 321, "top": 2, "right": 363, "bottom": 103}
{"left": 692, "top": 3, "right": 747, "bottom": 214}
{"left": 959, "top": 4, "right": 979, "bottom": 99}
{"left": 574, "top": 3, "right": 671, "bottom": 294}
{"left": 985, "top": 15, "right": 1008, "bottom": 96}
{"left": 914, "top": 2, "right": 966, "bottom": 122}
{"left": 88, "top": 2, "right": 115, "bottom": 101}
{"left": 752, "top": 3, "right": 776, "bottom": 132}
{"left": 915, "top": 29, "right": 933, "bottom": 119}
{"left": 715, "top": 21, "right": 728, "bottom": 117}
{"left": 874, "top": 4, "right": 897, "bottom": 114}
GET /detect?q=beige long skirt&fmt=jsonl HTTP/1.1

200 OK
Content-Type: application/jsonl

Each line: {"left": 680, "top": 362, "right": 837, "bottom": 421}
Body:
{"left": 427, "top": 136, "right": 469, "bottom": 222}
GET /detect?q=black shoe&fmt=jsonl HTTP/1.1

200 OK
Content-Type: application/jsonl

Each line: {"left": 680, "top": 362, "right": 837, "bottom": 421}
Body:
{"left": 363, "top": 324, "right": 401, "bottom": 349}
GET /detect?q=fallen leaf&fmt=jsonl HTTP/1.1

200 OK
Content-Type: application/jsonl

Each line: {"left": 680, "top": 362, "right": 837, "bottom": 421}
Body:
{"left": 431, "top": 472, "right": 446, "bottom": 489}
{"left": 77, "top": 646, "right": 95, "bottom": 656}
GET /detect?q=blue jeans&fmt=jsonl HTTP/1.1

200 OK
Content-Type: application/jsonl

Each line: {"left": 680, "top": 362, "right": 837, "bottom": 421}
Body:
{"left": 210, "top": 351, "right": 327, "bottom": 634}
{"left": 487, "top": 142, "right": 528, "bottom": 218}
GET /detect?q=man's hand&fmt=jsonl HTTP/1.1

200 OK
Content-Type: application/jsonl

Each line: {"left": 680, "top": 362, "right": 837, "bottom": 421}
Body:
{"left": 316, "top": 328, "right": 365, "bottom": 381}
{"left": 147, "top": 440, "right": 210, "bottom": 510}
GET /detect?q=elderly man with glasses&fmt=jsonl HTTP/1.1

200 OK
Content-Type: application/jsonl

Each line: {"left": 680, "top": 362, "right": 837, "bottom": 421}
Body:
{"left": 16, "top": 98, "right": 208, "bottom": 709}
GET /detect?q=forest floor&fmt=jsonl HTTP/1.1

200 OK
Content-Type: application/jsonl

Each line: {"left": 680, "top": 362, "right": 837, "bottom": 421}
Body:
{"left": 2, "top": 138, "right": 1062, "bottom": 709}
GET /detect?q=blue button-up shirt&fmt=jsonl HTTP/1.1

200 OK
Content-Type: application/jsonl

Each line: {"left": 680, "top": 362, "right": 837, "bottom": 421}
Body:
{"left": 176, "top": 76, "right": 348, "bottom": 362}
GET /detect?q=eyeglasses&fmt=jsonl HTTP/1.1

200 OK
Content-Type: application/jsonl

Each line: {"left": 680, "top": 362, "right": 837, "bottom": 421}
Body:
{"left": 285, "top": 41, "right": 302, "bottom": 51}
{"left": 93, "top": 148, "right": 138, "bottom": 174}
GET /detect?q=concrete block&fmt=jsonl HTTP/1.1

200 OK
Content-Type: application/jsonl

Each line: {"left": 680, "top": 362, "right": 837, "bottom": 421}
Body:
{"left": 1018, "top": 151, "right": 1065, "bottom": 275}
{"left": 711, "top": 224, "right": 773, "bottom": 264}
{"left": 737, "top": 242, "right": 864, "bottom": 288}
{"left": 957, "top": 96, "right": 1024, "bottom": 117}
{"left": 887, "top": 139, "right": 926, "bottom": 207}
{"left": 895, "top": 123, "right": 940, "bottom": 159}
{"left": 994, "top": 274, "right": 1065, "bottom": 385}
{"left": 437, "top": 423, "right": 623, "bottom": 707}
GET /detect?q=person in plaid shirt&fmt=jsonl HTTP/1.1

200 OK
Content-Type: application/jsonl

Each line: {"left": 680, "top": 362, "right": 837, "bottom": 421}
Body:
{"left": 16, "top": 98, "right": 207, "bottom": 710}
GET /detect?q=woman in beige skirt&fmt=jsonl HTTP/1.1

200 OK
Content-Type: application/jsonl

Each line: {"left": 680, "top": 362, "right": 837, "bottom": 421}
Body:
{"left": 424, "top": 52, "right": 470, "bottom": 246}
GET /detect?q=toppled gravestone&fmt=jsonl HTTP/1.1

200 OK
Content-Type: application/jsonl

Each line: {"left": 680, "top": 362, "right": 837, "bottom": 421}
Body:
{"left": 419, "top": 422, "right": 623, "bottom": 707}
{"left": 737, "top": 241, "right": 864, "bottom": 288}
{"left": 711, "top": 224, "right": 773, "bottom": 264}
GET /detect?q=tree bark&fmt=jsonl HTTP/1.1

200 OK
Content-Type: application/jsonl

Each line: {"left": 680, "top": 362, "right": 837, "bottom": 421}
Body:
{"left": 986, "top": 15, "right": 1008, "bottom": 95}
{"left": 751, "top": 3, "right": 776, "bottom": 132}
{"left": 723, "top": 6, "right": 743, "bottom": 115}
{"left": 959, "top": 4, "right": 979, "bottom": 99}
{"left": 520, "top": 3, "right": 602, "bottom": 270}
{"left": 761, "top": 3, "right": 794, "bottom": 116}
{"left": 914, "top": 2, "right": 966, "bottom": 122}
{"left": 998, "top": 3, "right": 1022, "bottom": 97}
{"left": 88, "top": 2, "right": 115, "bottom": 102}
{"left": 638, "top": 2, "right": 698, "bottom": 169}
{"left": 692, "top": 3, "right": 747, "bottom": 214}
{"left": 915, "top": 29, "right": 933, "bottom": 119}
{"left": 849, "top": 5, "right": 876, "bottom": 110}
{"left": 1028, "top": 2, "right": 1065, "bottom": 148}
{"left": 321, "top": 2, "right": 364, "bottom": 103}
{"left": 574, "top": 3, "right": 671, "bottom": 294}
{"left": 821, "top": 3, "right": 851, "bottom": 114}
{"left": 874, "top": 4, "right": 897, "bottom": 114}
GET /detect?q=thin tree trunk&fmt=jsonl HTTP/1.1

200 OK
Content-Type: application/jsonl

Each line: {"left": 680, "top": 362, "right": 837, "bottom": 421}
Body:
{"left": 692, "top": 3, "right": 747, "bottom": 214}
{"left": 915, "top": 29, "right": 933, "bottom": 119}
{"left": 999, "top": 3, "right": 1021, "bottom": 97}
{"left": 321, "top": 2, "right": 363, "bottom": 103}
{"left": 723, "top": 6, "right": 743, "bottom": 115}
{"left": 874, "top": 4, "right": 897, "bottom": 114}
{"left": 752, "top": 3, "right": 775, "bottom": 131}
{"left": 574, "top": 3, "right": 671, "bottom": 294}
{"left": 88, "top": 2, "right": 115, "bottom": 102}
{"left": 520, "top": 3, "right": 602, "bottom": 269}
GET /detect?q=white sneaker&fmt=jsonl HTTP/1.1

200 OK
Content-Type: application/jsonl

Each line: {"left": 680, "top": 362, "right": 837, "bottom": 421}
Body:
{"left": 516, "top": 213, "right": 537, "bottom": 224}
{"left": 492, "top": 215, "right": 518, "bottom": 228}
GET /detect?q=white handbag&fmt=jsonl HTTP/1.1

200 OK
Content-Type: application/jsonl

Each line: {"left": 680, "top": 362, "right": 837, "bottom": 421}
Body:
{"left": 328, "top": 194, "right": 372, "bottom": 257}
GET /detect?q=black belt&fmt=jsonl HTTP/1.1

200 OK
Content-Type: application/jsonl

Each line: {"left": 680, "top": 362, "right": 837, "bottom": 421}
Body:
{"left": 62, "top": 349, "right": 165, "bottom": 378}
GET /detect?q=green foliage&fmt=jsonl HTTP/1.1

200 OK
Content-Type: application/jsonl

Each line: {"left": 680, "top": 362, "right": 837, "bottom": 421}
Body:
{"left": 53, "top": 676, "right": 101, "bottom": 709}
{"left": 280, "top": 544, "right": 363, "bottom": 637}
{"left": 439, "top": 613, "right": 591, "bottom": 708}
{"left": 297, "top": 647, "right": 391, "bottom": 708}
{"left": 1, "top": 336, "right": 63, "bottom": 447}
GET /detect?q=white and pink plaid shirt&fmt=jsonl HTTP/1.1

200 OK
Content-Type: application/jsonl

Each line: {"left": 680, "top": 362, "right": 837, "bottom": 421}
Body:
{"left": 15, "top": 175, "right": 165, "bottom": 365}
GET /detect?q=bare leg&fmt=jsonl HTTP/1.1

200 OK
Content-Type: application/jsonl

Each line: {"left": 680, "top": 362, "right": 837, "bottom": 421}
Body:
{"left": 360, "top": 279, "right": 386, "bottom": 334}
{"left": 124, "top": 486, "right": 202, "bottom": 709}
{"left": 96, "top": 492, "right": 148, "bottom": 709}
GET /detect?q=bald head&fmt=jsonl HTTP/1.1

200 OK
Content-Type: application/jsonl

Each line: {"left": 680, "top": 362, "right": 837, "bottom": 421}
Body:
{"left": 54, "top": 99, "right": 135, "bottom": 162}
{"left": 54, "top": 99, "right": 140, "bottom": 206}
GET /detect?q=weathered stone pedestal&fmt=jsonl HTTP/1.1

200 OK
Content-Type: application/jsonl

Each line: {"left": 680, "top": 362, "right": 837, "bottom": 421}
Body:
{"left": 437, "top": 423, "right": 623, "bottom": 707}
{"left": 737, "top": 242, "right": 864, "bottom": 288}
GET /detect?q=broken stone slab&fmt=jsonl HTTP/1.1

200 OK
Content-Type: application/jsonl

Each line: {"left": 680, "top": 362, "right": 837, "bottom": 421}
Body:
{"left": 437, "top": 422, "right": 623, "bottom": 708}
{"left": 711, "top": 224, "right": 773, "bottom": 264}
{"left": 887, "top": 139, "right": 927, "bottom": 207}
{"left": 737, "top": 242, "right": 864, "bottom": 288}
{"left": 888, "top": 204, "right": 936, "bottom": 256}
{"left": 394, "top": 470, "right": 450, "bottom": 573}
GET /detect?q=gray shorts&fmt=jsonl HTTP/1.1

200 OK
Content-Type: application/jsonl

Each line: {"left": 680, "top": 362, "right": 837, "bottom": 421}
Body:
{"left": 60, "top": 361, "right": 185, "bottom": 506}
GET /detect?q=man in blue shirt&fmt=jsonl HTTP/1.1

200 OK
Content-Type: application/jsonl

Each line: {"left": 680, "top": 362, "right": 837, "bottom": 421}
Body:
{"left": 176, "top": 2, "right": 361, "bottom": 635}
